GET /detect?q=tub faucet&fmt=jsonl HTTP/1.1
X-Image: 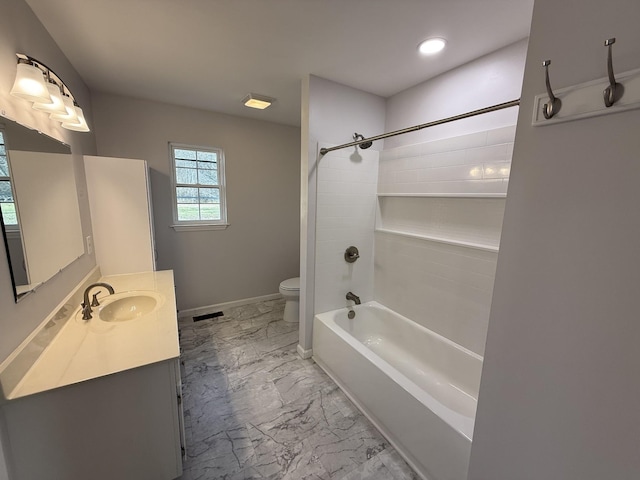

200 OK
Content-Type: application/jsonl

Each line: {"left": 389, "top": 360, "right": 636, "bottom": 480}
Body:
{"left": 346, "top": 291, "right": 361, "bottom": 305}
{"left": 82, "top": 282, "right": 115, "bottom": 320}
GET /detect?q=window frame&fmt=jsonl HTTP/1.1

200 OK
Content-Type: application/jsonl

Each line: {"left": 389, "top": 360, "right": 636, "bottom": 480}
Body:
{"left": 0, "top": 127, "right": 19, "bottom": 232}
{"left": 169, "top": 142, "right": 228, "bottom": 231}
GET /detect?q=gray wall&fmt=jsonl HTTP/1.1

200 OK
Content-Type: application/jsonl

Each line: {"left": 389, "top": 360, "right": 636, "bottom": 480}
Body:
{"left": 0, "top": 0, "right": 97, "bottom": 362}
{"left": 91, "top": 93, "right": 300, "bottom": 311}
{"left": 0, "top": 1, "right": 98, "bottom": 478}
{"left": 469, "top": 1, "right": 640, "bottom": 479}
{"left": 385, "top": 39, "right": 528, "bottom": 148}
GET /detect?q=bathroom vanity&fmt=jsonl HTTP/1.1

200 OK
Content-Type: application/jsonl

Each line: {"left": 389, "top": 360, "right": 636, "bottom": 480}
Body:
{"left": 0, "top": 269, "right": 184, "bottom": 480}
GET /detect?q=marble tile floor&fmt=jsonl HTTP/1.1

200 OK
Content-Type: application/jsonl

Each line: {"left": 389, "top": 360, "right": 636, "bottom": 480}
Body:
{"left": 176, "top": 298, "right": 419, "bottom": 480}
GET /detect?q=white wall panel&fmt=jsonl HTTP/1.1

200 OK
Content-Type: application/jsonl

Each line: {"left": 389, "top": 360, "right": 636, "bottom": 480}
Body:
{"left": 469, "top": 1, "right": 640, "bottom": 479}
{"left": 314, "top": 147, "right": 378, "bottom": 315}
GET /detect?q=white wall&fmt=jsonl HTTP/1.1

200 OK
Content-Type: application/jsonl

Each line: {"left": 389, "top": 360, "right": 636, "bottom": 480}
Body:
{"left": 375, "top": 128, "right": 515, "bottom": 356}
{"left": 469, "top": 1, "right": 640, "bottom": 479}
{"left": 314, "top": 146, "right": 378, "bottom": 314}
{"left": 385, "top": 39, "right": 528, "bottom": 149}
{"left": 300, "top": 75, "right": 385, "bottom": 351}
{"left": 0, "top": 0, "right": 97, "bottom": 363}
{"left": 0, "top": 1, "right": 98, "bottom": 478}
{"left": 374, "top": 41, "right": 528, "bottom": 356}
{"left": 91, "top": 93, "right": 300, "bottom": 312}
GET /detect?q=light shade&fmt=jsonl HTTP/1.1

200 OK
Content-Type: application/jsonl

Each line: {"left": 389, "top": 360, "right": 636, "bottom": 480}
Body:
{"left": 61, "top": 105, "right": 90, "bottom": 132}
{"left": 418, "top": 37, "right": 446, "bottom": 55}
{"left": 33, "top": 82, "right": 67, "bottom": 115}
{"left": 243, "top": 93, "right": 273, "bottom": 110}
{"left": 10, "top": 62, "right": 52, "bottom": 104}
{"left": 50, "top": 96, "right": 79, "bottom": 123}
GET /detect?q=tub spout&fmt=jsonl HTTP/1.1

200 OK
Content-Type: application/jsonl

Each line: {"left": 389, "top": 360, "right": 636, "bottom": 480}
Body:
{"left": 346, "top": 291, "right": 361, "bottom": 305}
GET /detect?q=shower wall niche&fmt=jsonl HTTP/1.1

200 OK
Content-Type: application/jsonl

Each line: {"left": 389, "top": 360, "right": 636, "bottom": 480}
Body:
{"left": 374, "top": 126, "right": 515, "bottom": 356}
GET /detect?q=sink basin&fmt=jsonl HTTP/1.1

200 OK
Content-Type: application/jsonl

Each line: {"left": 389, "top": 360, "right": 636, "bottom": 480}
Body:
{"left": 97, "top": 291, "right": 165, "bottom": 322}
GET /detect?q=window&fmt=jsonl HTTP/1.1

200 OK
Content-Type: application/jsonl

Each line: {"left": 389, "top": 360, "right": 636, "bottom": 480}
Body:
{"left": 0, "top": 130, "right": 18, "bottom": 228}
{"left": 170, "top": 143, "right": 227, "bottom": 230}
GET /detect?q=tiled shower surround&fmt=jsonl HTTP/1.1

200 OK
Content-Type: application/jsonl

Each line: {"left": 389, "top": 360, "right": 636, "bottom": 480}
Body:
{"left": 312, "top": 125, "right": 515, "bottom": 356}
{"left": 377, "top": 126, "right": 515, "bottom": 195}
{"left": 374, "top": 126, "right": 515, "bottom": 356}
{"left": 314, "top": 146, "right": 379, "bottom": 313}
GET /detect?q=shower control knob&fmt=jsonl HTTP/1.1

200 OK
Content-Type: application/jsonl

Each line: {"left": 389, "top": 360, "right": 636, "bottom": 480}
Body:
{"left": 344, "top": 246, "right": 360, "bottom": 263}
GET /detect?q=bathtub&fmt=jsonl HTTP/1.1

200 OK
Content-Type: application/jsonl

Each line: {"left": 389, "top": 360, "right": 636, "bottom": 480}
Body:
{"left": 312, "top": 302, "right": 483, "bottom": 480}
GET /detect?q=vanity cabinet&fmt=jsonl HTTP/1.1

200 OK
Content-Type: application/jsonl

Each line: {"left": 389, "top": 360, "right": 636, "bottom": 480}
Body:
{"left": 0, "top": 270, "right": 182, "bottom": 480}
{"left": 2, "top": 358, "right": 184, "bottom": 480}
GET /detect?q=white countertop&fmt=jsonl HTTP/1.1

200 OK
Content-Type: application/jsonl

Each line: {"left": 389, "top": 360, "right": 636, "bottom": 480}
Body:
{"left": 6, "top": 270, "right": 180, "bottom": 400}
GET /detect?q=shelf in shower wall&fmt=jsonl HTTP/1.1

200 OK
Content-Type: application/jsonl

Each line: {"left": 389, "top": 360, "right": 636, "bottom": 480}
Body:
{"left": 375, "top": 228, "right": 499, "bottom": 252}
{"left": 375, "top": 195, "right": 505, "bottom": 252}
{"left": 377, "top": 193, "right": 507, "bottom": 198}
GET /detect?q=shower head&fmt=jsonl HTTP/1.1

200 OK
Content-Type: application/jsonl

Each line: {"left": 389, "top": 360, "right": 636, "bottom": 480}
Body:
{"left": 353, "top": 133, "right": 372, "bottom": 150}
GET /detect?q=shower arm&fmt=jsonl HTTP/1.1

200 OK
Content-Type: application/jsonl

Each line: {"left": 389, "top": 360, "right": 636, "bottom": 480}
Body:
{"left": 319, "top": 99, "right": 520, "bottom": 156}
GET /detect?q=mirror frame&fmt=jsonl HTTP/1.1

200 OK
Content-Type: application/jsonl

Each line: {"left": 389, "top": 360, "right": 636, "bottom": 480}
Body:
{"left": 0, "top": 114, "right": 82, "bottom": 302}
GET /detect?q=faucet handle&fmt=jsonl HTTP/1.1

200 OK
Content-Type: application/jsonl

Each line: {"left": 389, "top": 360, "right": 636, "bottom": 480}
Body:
{"left": 91, "top": 291, "right": 102, "bottom": 307}
{"left": 344, "top": 246, "right": 360, "bottom": 263}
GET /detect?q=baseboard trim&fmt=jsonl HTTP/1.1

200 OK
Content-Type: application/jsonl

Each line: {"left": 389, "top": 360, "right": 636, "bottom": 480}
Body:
{"left": 179, "top": 293, "right": 281, "bottom": 318}
{"left": 297, "top": 344, "right": 313, "bottom": 359}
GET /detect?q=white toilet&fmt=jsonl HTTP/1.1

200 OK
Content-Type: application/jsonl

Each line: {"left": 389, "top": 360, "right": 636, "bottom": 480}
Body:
{"left": 279, "top": 277, "right": 300, "bottom": 323}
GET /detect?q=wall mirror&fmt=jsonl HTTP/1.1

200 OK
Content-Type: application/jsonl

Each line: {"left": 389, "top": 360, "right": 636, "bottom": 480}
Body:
{"left": 0, "top": 115, "right": 84, "bottom": 302}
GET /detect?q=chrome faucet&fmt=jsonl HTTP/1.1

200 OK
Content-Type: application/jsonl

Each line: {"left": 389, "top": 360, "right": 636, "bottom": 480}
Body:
{"left": 346, "top": 291, "right": 361, "bottom": 305}
{"left": 81, "top": 282, "right": 115, "bottom": 320}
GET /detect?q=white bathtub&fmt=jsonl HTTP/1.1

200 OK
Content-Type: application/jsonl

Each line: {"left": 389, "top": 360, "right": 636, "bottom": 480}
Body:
{"left": 312, "top": 302, "right": 483, "bottom": 480}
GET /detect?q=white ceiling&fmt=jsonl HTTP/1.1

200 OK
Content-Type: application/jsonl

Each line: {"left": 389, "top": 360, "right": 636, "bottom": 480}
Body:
{"left": 24, "top": 0, "right": 534, "bottom": 127}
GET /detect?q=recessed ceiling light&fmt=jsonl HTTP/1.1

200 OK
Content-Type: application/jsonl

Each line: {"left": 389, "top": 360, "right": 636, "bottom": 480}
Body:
{"left": 418, "top": 38, "right": 446, "bottom": 55}
{"left": 242, "top": 93, "right": 274, "bottom": 109}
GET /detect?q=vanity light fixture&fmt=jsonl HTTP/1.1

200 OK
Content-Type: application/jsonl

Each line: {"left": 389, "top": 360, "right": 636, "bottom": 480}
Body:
{"left": 418, "top": 37, "right": 447, "bottom": 55}
{"left": 242, "top": 93, "right": 274, "bottom": 110}
{"left": 32, "top": 79, "right": 67, "bottom": 115}
{"left": 49, "top": 95, "right": 79, "bottom": 123}
{"left": 10, "top": 54, "right": 90, "bottom": 132}
{"left": 10, "top": 60, "right": 52, "bottom": 103}
{"left": 61, "top": 106, "right": 90, "bottom": 132}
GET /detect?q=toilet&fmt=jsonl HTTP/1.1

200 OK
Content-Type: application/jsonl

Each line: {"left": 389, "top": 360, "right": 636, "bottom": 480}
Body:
{"left": 279, "top": 277, "right": 300, "bottom": 323}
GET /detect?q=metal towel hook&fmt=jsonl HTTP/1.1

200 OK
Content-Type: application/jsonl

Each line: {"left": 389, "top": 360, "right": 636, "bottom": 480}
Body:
{"left": 604, "top": 38, "right": 624, "bottom": 107}
{"left": 542, "top": 60, "right": 561, "bottom": 119}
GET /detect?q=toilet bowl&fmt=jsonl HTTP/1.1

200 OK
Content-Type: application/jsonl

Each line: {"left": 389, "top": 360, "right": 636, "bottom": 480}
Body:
{"left": 279, "top": 277, "right": 300, "bottom": 323}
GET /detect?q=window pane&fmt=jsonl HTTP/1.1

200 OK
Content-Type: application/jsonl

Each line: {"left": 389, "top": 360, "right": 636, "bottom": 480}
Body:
{"left": 199, "top": 187, "right": 220, "bottom": 203}
{"left": 0, "top": 156, "right": 9, "bottom": 177}
{"left": 176, "top": 167, "right": 198, "bottom": 185}
{"left": 172, "top": 144, "right": 225, "bottom": 224}
{"left": 197, "top": 160, "right": 216, "bottom": 170}
{"left": 174, "top": 149, "right": 196, "bottom": 160}
{"left": 0, "top": 202, "right": 17, "bottom": 225}
{"left": 0, "top": 180, "right": 13, "bottom": 201}
{"left": 177, "top": 204, "right": 201, "bottom": 221}
{"left": 175, "top": 159, "right": 196, "bottom": 169}
{"left": 198, "top": 169, "right": 218, "bottom": 185}
{"left": 197, "top": 151, "right": 217, "bottom": 162}
{"left": 200, "top": 204, "right": 220, "bottom": 221}
{"left": 176, "top": 187, "right": 198, "bottom": 204}
{"left": 0, "top": 145, "right": 5, "bottom": 156}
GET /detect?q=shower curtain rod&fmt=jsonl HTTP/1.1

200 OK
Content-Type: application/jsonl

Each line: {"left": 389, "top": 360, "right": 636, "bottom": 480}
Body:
{"left": 319, "top": 99, "right": 520, "bottom": 156}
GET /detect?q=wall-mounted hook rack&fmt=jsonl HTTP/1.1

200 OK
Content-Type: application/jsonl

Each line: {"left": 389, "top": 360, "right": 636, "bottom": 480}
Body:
{"left": 542, "top": 60, "right": 561, "bottom": 119}
{"left": 533, "top": 39, "right": 640, "bottom": 127}
{"left": 603, "top": 38, "right": 624, "bottom": 107}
